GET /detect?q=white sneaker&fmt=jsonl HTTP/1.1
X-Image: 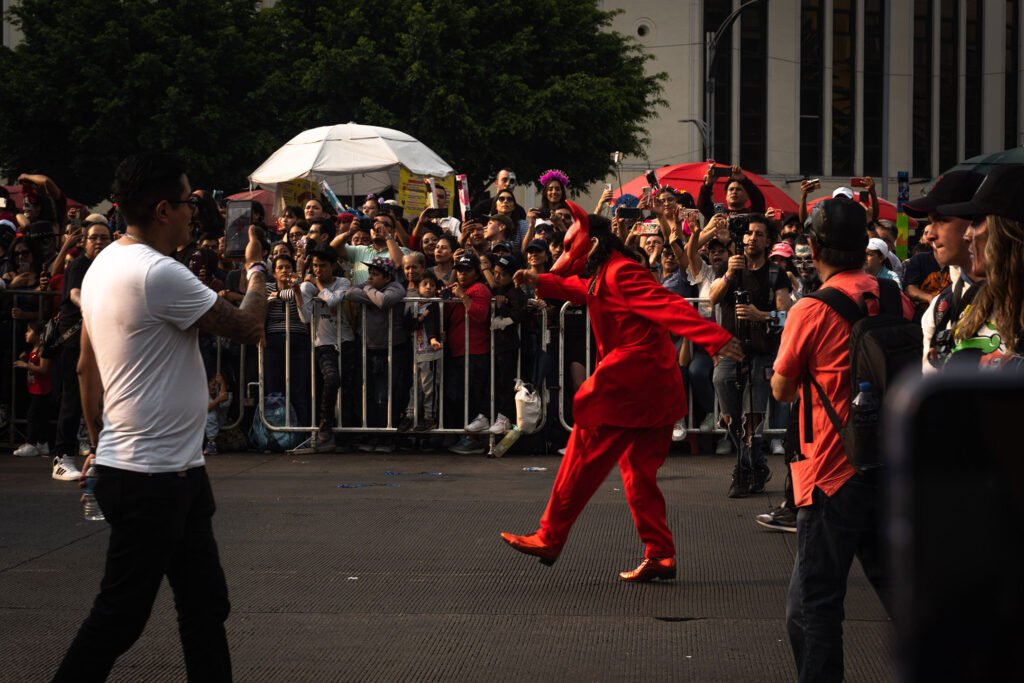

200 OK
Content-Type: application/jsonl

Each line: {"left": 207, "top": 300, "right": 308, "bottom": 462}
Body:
{"left": 36, "top": 442, "right": 49, "bottom": 456}
{"left": 13, "top": 443, "right": 38, "bottom": 457}
{"left": 465, "top": 414, "right": 489, "bottom": 433}
{"left": 557, "top": 447, "right": 567, "bottom": 455}
{"left": 699, "top": 413, "right": 717, "bottom": 433}
{"left": 771, "top": 438, "right": 786, "bottom": 455}
{"left": 488, "top": 413, "right": 512, "bottom": 435}
{"left": 672, "top": 420, "right": 687, "bottom": 442}
{"left": 52, "top": 456, "right": 81, "bottom": 482}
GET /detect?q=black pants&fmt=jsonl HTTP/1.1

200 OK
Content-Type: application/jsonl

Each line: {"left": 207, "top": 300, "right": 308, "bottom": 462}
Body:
{"left": 443, "top": 353, "right": 490, "bottom": 428}
{"left": 53, "top": 343, "right": 81, "bottom": 458}
{"left": 494, "top": 348, "right": 518, "bottom": 421}
{"left": 26, "top": 393, "right": 51, "bottom": 444}
{"left": 366, "top": 343, "right": 412, "bottom": 428}
{"left": 264, "top": 333, "right": 311, "bottom": 426}
{"left": 314, "top": 341, "right": 358, "bottom": 429}
{"left": 53, "top": 465, "right": 231, "bottom": 682}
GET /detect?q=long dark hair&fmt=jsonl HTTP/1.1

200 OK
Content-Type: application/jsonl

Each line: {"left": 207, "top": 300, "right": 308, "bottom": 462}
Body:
{"left": 581, "top": 214, "right": 644, "bottom": 278}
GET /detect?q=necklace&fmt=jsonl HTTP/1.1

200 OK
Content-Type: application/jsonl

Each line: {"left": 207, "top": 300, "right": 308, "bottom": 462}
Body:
{"left": 121, "top": 231, "right": 151, "bottom": 247}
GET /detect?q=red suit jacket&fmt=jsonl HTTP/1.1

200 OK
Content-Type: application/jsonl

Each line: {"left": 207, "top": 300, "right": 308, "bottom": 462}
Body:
{"left": 537, "top": 252, "right": 732, "bottom": 429}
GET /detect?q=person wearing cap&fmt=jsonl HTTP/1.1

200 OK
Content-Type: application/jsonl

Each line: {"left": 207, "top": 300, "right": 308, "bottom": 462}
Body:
{"left": 902, "top": 171, "right": 985, "bottom": 319}
{"left": 487, "top": 253, "right": 529, "bottom": 437}
{"left": 483, "top": 213, "right": 515, "bottom": 252}
{"left": 936, "top": 165, "right": 1024, "bottom": 369}
{"left": 864, "top": 237, "right": 901, "bottom": 287}
{"left": 697, "top": 163, "right": 766, "bottom": 221}
{"left": 902, "top": 170, "right": 986, "bottom": 371}
{"left": 445, "top": 251, "right": 494, "bottom": 453}
{"left": 770, "top": 196, "right": 914, "bottom": 683}
{"left": 343, "top": 255, "right": 410, "bottom": 452}
{"left": 330, "top": 212, "right": 410, "bottom": 286}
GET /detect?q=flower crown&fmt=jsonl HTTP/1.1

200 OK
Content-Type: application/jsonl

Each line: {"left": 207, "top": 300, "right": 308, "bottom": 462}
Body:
{"left": 538, "top": 169, "right": 570, "bottom": 189}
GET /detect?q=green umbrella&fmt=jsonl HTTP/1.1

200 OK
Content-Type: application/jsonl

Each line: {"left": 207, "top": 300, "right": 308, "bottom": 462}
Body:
{"left": 948, "top": 146, "right": 1024, "bottom": 174}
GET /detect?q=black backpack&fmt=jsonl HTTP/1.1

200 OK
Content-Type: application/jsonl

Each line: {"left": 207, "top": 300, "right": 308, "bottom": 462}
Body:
{"left": 802, "top": 278, "right": 922, "bottom": 469}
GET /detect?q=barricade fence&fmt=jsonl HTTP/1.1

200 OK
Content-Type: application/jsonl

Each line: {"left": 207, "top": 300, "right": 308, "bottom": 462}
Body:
{"left": 1, "top": 288, "right": 786, "bottom": 452}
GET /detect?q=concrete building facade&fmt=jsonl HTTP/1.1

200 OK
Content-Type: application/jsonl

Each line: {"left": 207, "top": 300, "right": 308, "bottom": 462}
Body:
{"left": 601, "top": 0, "right": 1024, "bottom": 202}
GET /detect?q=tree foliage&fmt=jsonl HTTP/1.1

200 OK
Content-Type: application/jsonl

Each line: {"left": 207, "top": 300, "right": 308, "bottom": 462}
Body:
{"left": 0, "top": 0, "right": 664, "bottom": 204}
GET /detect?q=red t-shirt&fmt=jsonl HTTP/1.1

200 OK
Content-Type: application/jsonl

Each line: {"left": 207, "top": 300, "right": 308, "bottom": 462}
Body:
{"left": 774, "top": 270, "right": 914, "bottom": 507}
{"left": 445, "top": 281, "right": 492, "bottom": 357}
{"left": 27, "top": 349, "right": 52, "bottom": 395}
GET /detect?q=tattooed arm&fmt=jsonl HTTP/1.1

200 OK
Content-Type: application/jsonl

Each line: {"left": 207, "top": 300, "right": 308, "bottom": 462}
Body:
{"left": 194, "top": 227, "right": 268, "bottom": 344}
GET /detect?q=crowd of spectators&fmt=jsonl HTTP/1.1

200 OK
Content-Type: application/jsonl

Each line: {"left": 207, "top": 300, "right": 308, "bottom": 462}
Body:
{"left": 2, "top": 162, "right": 1022, "bottom": 487}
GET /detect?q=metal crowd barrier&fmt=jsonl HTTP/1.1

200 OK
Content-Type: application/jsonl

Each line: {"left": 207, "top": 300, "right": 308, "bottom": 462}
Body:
{"left": 553, "top": 298, "right": 786, "bottom": 438}
{"left": 254, "top": 295, "right": 549, "bottom": 451}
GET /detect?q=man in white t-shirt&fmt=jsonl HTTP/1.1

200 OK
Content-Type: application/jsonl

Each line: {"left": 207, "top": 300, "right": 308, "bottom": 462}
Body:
{"left": 53, "top": 152, "right": 268, "bottom": 682}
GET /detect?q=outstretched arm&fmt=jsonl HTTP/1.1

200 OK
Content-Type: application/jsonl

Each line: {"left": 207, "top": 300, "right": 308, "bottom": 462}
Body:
{"left": 194, "top": 227, "right": 267, "bottom": 345}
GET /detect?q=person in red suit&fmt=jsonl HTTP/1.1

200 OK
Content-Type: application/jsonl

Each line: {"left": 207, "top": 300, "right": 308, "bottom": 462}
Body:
{"left": 502, "top": 202, "right": 743, "bottom": 581}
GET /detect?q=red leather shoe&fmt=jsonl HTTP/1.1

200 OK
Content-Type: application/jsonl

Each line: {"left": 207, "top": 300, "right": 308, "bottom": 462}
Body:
{"left": 618, "top": 557, "right": 677, "bottom": 582}
{"left": 500, "top": 532, "right": 561, "bottom": 566}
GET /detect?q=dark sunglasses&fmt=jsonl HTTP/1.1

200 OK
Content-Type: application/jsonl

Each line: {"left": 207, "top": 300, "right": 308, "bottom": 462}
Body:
{"left": 496, "top": 196, "right": 515, "bottom": 203}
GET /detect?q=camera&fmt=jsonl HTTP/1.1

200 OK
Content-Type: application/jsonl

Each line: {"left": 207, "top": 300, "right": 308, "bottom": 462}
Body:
{"left": 615, "top": 207, "right": 642, "bottom": 220}
{"left": 727, "top": 213, "right": 751, "bottom": 246}
{"left": 187, "top": 251, "right": 205, "bottom": 277}
{"left": 734, "top": 290, "right": 751, "bottom": 306}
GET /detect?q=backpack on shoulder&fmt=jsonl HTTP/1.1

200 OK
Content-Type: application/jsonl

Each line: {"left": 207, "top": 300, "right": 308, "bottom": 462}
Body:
{"left": 802, "top": 278, "right": 922, "bottom": 469}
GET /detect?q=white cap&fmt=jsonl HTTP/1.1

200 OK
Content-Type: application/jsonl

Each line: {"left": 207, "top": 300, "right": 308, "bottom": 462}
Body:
{"left": 833, "top": 186, "right": 855, "bottom": 200}
{"left": 867, "top": 237, "right": 889, "bottom": 258}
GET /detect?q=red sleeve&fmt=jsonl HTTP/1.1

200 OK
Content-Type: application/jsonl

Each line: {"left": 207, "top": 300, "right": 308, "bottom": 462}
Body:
{"left": 467, "top": 282, "right": 491, "bottom": 323}
{"left": 614, "top": 261, "right": 733, "bottom": 356}
{"left": 536, "top": 273, "right": 588, "bottom": 305}
{"left": 773, "top": 297, "right": 818, "bottom": 379}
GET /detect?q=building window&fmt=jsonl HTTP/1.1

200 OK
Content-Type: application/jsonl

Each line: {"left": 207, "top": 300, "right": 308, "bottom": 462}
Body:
{"left": 832, "top": 0, "right": 856, "bottom": 176}
{"left": 938, "top": 0, "right": 959, "bottom": 171}
{"left": 964, "top": 0, "right": 982, "bottom": 158}
{"left": 913, "top": 0, "right": 933, "bottom": 177}
{"left": 705, "top": 0, "right": 733, "bottom": 164}
{"left": 739, "top": 0, "right": 768, "bottom": 173}
{"left": 801, "top": 0, "right": 825, "bottom": 176}
{"left": 1008, "top": 0, "right": 1020, "bottom": 149}
{"left": 863, "top": 0, "right": 885, "bottom": 176}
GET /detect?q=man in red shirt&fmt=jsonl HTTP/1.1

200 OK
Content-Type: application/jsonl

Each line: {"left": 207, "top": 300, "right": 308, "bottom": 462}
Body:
{"left": 771, "top": 197, "right": 913, "bottom": 682}
{"left": 501, "top": 205, "right": 743, "bottom": 581}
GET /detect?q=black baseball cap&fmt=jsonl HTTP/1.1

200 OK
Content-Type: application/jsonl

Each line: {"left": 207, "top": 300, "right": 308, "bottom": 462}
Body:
{"left": 493, "top": 253, "right": 520, "bottom": 271}
{"left": 903, "top": 170, "right": 985, "bottom": 218}
{"left": 491, "top": 240, "right": 514, "bottom": 254}
{"left": 525, "top": 238, "right": 549, "bottom": 253}
{"left": 937, "top": 165, "right": 1024, "bottom": 223}
{"left": 454, "top": 252, "right": 480, "bottom": 271}
{"left": 484, "top": 214, "right": 514, "bottom": 232}
{"left": 808, "top": 197, "right": 868, "bottom": 252}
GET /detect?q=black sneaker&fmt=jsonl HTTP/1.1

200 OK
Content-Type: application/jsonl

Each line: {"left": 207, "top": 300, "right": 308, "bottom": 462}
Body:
{"left": 396, "top": 416, "right": 415, "bottom": 433}
{"left": 414, "top": 417, "right": 437, "bottom": 432}
{"left": 755, "top": 505, "right": 797, "bottom": 532}
{"left": 728, "top": 466, "right": 752, "bottom": 498}
{"left": 749, "top": 464, "right": 772, "bottom": 494}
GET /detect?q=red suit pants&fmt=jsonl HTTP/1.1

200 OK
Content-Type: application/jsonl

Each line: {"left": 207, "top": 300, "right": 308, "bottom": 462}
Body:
{"left": 538, "top": 423, "right": 675, "bottom": 558}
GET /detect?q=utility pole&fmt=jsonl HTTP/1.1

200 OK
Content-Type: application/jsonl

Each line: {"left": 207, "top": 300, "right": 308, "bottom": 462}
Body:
{"left": 705, "top": 0, "right": 765, "bottom": 163}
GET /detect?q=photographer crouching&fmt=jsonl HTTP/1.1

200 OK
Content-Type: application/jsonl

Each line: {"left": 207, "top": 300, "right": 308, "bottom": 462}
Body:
{"left": 709, "top": 213, "right": 792, "bottom": 497}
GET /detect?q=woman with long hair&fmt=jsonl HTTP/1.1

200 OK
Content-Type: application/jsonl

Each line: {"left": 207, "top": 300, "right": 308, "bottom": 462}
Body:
{"left": 538, "top": 169, "right": 569, "bottom": 213}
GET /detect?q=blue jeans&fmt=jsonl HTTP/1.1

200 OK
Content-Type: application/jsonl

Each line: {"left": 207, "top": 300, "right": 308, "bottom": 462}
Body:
{"left": 686, "top": 345, "right": 715, "bottom": 419}
{"left": 786, "top": 472, "right": 888, "bottom": 683}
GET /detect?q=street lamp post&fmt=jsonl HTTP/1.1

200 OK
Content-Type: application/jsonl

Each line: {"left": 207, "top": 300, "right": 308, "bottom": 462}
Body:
{"left": 679, "top": 118, "right": 711, "bottom": 160}
{"left": 704, "top": 0, "right": 765, "bottom": 163}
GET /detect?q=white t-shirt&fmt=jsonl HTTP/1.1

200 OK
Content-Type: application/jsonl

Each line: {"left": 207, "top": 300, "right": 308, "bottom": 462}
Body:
{"left": 81, "top": 241, "right": 218, "bottom": 473}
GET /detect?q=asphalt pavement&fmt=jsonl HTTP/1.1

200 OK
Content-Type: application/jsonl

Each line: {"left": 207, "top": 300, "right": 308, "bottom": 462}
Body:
{"left": 0, "top": 450, "right": 892, "bottom": 682}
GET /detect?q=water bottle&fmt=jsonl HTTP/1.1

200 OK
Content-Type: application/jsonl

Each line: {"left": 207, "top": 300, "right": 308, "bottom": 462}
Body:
{"left": 82, "top": 466, "right": 105, "bottom": 522}
{"left": 850, "top": 382, "right": 879, "bottom": 424}
{"left": 491, "top": 425, "right": 521, "bottom": 458}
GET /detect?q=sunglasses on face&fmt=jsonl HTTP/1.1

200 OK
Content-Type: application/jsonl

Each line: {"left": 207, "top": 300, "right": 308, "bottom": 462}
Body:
{"left": 497, "top": 196, "right": 515, "bottom": 203}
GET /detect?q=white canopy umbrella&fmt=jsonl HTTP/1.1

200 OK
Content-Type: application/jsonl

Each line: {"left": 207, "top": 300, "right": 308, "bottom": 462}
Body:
{"left": 248, "top": 122, "right": 454, "bottom": 197}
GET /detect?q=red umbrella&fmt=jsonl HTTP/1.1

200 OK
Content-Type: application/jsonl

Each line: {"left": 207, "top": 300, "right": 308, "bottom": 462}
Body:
{"left": 806, "top": 195, "right": 918, "bottom": 227}
{"left": 614, "top": 163, "right": 799, "bottom": 214}
{"left": 226, "top": 189, "right": 276, "bottom": 223}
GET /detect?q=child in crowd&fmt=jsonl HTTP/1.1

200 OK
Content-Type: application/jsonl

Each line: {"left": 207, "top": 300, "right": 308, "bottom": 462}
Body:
{"left": 488, "top": 254, "right": 528, "bottom": 435}
{"left": 203, "top": 372, "right": 231, "bottom": 456}
{"left": 13, "top": 322, "right": 52, "bottom": 457}
{"left": 399, "top": 270, "right": 444, "bottom": 432}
